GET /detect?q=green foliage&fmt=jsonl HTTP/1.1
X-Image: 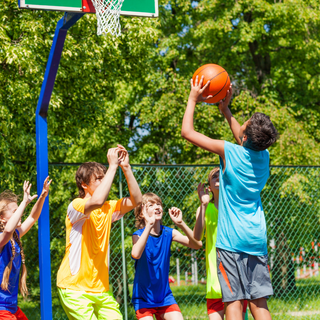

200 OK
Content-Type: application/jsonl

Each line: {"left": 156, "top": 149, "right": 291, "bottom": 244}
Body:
{"left": 1, "top": 0, "right": 320, "bottom": 317}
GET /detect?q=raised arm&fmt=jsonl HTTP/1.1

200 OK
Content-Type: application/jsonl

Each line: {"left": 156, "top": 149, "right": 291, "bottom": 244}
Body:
{"left": 118, "top": 145, "right": 142, "bottom": 215}
{"left": 131, "top": 205, "right": 154, "bottom": 260}
{"left": 170, "top": 207, "right": 202, "bottom": 249}
{"left": 193, "top": 183, "right": 210, "bottom": 241}
{"left": 0, "top": 181, "right": 37, "bottom": 248}
{"left": 181, "top": 75, "right": 225, "bottom": 160}
{"left": 218, "top": 85, "right": 241, "bottom": 145}
{"left": 84, "top": 148, "right": 119, "bottom": 216}
{"left": 18, "top": 176, "right": 52, "bottom": 238}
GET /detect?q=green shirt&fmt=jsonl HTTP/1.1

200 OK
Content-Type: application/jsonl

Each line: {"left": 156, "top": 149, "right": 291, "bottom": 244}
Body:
{"left": 205, "top": 202, "right": 222, "bottom": 299}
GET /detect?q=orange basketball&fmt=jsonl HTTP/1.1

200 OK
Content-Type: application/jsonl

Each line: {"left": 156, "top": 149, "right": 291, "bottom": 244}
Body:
{"left": 192, "top": 64, "right": 230, "bottom": 103}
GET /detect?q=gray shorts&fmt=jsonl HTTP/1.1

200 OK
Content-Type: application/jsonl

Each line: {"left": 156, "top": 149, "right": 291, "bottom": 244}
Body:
{"left": 216, "top": 248, "right": 273, "bottom": 302}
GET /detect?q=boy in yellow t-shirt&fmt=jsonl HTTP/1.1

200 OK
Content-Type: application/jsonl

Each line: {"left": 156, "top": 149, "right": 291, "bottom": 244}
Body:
{"left": 57, "top": 145, "right": 142, "bottom": 320}
{"left": 193, "top": 168, "right": 247, "bottom": 320}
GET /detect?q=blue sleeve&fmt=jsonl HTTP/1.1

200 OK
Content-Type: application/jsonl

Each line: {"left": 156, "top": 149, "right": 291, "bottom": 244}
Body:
{"left": 133, "top": 229, "right": 143, "bottom": 236}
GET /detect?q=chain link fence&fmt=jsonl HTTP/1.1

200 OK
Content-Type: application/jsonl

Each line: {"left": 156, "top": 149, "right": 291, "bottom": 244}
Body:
{"left": 20, "top": 165, "right": 320, "bottom": 320}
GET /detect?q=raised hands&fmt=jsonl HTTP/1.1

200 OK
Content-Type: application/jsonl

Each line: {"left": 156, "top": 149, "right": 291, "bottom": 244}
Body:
{"left": 169, "top": 207, "right": 183, "bottom": 225}
{"left": 40, "top": 176, "right": 52, "bottom": 198}
{"left": 117, "top": 144, "right": 130, "bottom": 169}
{"left": 107, "top": 145, "right": 130, "bottom": 169}
{"left": 218, "top": 84, "right": 233, "bottom": 113}
{"left": 23, "top": 181, "right": 38, "bottom": 205}
{"left": 142, "top": 202, "right": 156, "bottom": 227}
{"left": 107, "top": 147, "right": 120, "bottom": 167}
{"left": 189, "top": 75, "right": 213, "bottom": 102}
{"left": 197, "top": 183, "right": 210, "bottom": 205}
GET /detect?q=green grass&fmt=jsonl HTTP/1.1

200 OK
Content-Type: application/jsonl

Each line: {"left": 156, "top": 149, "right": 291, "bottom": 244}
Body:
{"left": 17, "top": 275, "right": 320, "bottom": 320}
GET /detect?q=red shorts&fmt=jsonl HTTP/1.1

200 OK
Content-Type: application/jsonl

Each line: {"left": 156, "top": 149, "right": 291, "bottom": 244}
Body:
{"left": 0, "top": 307, "right": 29, "bottom": 320}
{"left": 207, "top": 299, "right": 248, "bottom": 315}
{"left": 136, "top": 304, "right": 181, "bottom": 320}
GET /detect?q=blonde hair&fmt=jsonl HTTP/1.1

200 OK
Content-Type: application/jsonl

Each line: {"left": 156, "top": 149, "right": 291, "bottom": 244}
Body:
{"left": 208, "top": 168, "right": 220, "bottom": 202}
{"left": 0, "top": 191, "right": 28, "bottom": 298}
{"left": 134, "top": 193, "right": 163, "bottom": 229}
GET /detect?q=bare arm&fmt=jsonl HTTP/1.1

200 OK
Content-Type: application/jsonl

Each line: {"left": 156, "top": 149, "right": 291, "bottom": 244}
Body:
{"left": 84, "top": 148, "right": 119, "bottom": 216}
{"left": 131, "top": 205, "right": 154, "bottom": 259}
{"left": 18, "top": 177, "right": 52, "bottom": 238}
{"left": 118, "top": 145, "right": 142, "bottom": 215}
{"left": 170, "top": 207, "right": 202, "bottom": 249}
{"left": 0, "top": 181, "right": 37, "bottom": 248}
{"left": 193, "top": 206, "right": 206, "bottom": 241}
{"left": 131, "top": 226, "right": 152, "bottom": 260}
{"left": 218, "top": 86, "right": 241, "bottom": 145}
{"left": 193, "top": 183, "right": 210, "bottom": 241}
{"left": 181, "top": 76, "right": 225, "bottom": 163}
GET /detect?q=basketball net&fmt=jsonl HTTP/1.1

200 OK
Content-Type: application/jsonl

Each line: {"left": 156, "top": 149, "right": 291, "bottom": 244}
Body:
{"left": 91, "top": 0, "right": 124, "bottom": 37}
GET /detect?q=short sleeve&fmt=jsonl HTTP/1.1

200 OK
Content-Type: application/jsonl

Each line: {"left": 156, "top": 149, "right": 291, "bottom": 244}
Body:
{"left": 68, "top": 198, "right": 90, "bottom": 225}
{"left": 133, "top": 229, "right": 143, "bottom": 236}
{"left": 72, "top": 198, "right": 90, "bottom": 214}
{"left": 102, "top": 199, "right": 123, "bottom": 223}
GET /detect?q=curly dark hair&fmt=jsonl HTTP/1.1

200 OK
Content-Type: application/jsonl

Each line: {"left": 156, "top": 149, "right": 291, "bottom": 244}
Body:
{"left": 244, "top": 112, "right": 279, "bottom": 151}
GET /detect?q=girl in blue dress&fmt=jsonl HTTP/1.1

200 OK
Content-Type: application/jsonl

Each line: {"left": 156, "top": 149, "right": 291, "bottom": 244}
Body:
{"left": 131, "top": 192, "right": 202, "bottom": 320}
{"left": 0, "top": 178, "right": 51, "bottom": 319}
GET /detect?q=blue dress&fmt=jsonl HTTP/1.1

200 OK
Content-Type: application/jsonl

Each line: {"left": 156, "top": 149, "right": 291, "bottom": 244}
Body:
{"left": 0, "top": 230, "right": 21, "bottom": 313}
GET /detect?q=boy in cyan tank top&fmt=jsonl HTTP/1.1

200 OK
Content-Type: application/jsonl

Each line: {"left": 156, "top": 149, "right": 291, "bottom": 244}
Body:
{"left": 131, "top": 193, "right": 202, "bottom": 320}
{"left": 182, "top": 77, "right": 278, "bottom": 320}
{"left": 194, "top": 168, "right": 247, "bottom": 320}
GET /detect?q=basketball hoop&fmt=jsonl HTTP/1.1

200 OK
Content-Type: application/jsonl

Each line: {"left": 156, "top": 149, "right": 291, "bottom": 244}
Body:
{"left": 90, "top": 0, "right": 124, "bottom": 37}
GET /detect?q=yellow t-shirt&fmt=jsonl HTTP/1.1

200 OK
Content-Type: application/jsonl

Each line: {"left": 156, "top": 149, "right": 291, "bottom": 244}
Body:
{"left": 57, "top": 197, "right": 123, "bottom": 293}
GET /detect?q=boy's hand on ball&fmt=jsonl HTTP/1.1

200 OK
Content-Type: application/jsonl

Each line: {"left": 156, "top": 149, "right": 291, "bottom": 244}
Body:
{"left": 169, "top": 207, "right": 183, "bottom": 225}
{"left": 189, "top": 75, "right": 213, "bottom": 102}
{"left": 218, "top": 84, "right": 232, "bottom": 113}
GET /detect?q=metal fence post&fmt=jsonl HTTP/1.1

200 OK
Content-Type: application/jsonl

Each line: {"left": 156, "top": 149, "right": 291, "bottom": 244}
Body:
{"left": 119, "top": 168, "right": 128, "bottom": 320}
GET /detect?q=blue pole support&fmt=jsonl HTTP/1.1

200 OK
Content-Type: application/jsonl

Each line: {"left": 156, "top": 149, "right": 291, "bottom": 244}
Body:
{"left": 36, "top": 12, "right": 84, "bottom": 320}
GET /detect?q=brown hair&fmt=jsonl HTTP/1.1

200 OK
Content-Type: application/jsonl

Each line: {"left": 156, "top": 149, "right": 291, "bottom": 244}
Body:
{"left": 208, "top": 167, "right": 220, "bottom": 202}
{"left": 0, "top": 191, "right": 28, "bottom": 298}
{"left": 75, "top": 162, "right": 107, "bottom": 198}
{"left": 134, "top": 193, "right": 163, "bottom": 229}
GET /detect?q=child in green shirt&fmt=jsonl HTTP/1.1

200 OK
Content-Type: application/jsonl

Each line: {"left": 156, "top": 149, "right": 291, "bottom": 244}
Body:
{"left": 193, "top": 168, "right": 247, "bottom": 320}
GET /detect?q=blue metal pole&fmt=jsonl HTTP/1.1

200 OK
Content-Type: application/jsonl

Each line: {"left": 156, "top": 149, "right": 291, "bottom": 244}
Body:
{"left": 36, "top": 12, "right": 84, "bottom": 320}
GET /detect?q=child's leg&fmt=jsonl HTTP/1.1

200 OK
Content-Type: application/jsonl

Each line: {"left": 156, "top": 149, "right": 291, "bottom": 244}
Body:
{"left": 155, "top": 304, "right": 183, "bottom": 320}
{"left": 225, "top": 300, "right": 245, "bottom": 320}
{"left": 249, "top": 298, "right": 272, "bottom": 320}
{"left": 93, "top": 291, "right": 122, "bottom": 320}
{"left": 57, "top": 288, "right": 97, "bottom": 320}
{"left": 209, "top": 311, "right": 224, "bottom": 320}
{"left": 161, "top": 311, "right": 183, "bottom": 320}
